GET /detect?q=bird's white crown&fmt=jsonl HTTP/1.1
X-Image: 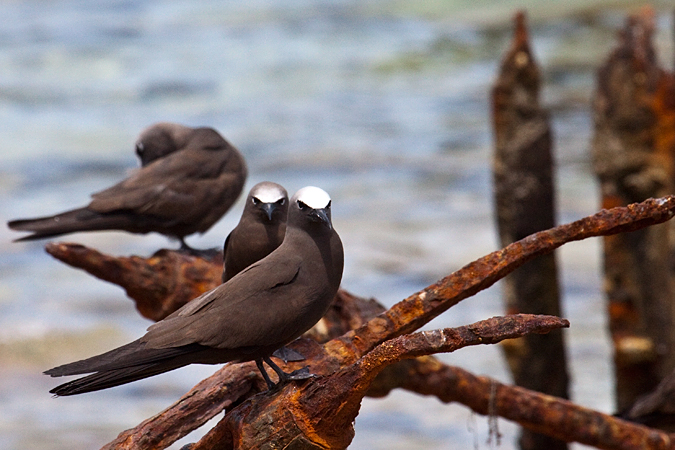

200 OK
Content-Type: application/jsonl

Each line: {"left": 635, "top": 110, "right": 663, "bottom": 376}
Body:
{"left": 293, "top": 186, "right": 331, "bottom": 209}
{"left": 252, "top": 183, "right": 286, "bottom": 203}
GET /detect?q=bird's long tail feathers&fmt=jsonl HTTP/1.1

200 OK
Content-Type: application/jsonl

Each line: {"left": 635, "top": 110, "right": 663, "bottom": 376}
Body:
{"left": 45, "top": 339, "right": 204, "bottom": 396}
{"left": 48, "top": 360, "right": 188, "bottom": 396}
{"left": 8, "top": 207, "right": 136, "bottom": 242}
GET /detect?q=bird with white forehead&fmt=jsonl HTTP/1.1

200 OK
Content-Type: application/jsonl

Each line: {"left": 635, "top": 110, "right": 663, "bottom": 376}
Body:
{"left": 45, "top": 186, "right": 343, "bottom": 394}
{"left": 222, "top": 182, "right": 289, "bottom": 283}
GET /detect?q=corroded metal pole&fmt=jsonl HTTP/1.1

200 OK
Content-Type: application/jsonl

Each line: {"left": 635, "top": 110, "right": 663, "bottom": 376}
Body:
{"left": 592, "top": 8, "right": 675, "bottom": 412}
{"left": 492, "top": 11, "right": 568, "bottom": 450}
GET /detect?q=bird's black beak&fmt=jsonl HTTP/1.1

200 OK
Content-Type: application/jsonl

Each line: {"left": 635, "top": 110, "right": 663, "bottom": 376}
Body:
{"left": 261, "top": 203, "right": 275, "bottom": 221}
{"left": 310, "top": 208, "right": 332, "bottom": 230}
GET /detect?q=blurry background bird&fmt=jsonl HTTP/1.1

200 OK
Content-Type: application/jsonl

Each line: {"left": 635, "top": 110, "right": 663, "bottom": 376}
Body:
{"left": 8, "top": 122, "right": 247, "bottom": 250}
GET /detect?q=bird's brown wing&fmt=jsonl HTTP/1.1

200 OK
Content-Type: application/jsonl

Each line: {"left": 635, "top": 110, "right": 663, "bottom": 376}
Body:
{"left": 142, "top": 253, "right": 304, "bottom": 350}
{"left": 88, "top": 146, "right": 238, "bottom": 222}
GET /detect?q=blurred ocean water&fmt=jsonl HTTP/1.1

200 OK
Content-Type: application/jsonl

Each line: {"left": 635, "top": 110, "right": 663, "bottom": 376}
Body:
{"left": 0, "top": 1, "right": 673, "bottom": 449}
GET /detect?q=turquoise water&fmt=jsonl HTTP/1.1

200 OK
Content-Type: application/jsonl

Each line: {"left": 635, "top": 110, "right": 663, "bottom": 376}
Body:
{"left": 1, "top": 1, "right": 673, "bottom": 449}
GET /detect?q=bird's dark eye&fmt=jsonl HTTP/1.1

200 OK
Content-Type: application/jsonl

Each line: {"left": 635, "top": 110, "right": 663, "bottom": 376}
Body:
{"left": 297, "top": 200, "right": 309, "bottom": 210}
{"left": 276, "top": 198, "right": 286, "bottom": 206}
{"left": 252, "top": 197, "right": 261, "bottom": 205}
{"left": 135, "top": 142, "right": 144, "bottom": 156}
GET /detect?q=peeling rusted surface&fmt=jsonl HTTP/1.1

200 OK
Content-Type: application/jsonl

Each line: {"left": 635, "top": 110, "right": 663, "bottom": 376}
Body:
{"left": 592, "top": 8, "right": 675, "bottom": 412}
{"left": 186, "top": 314, "right": 568, "bottom": 450}
{"left": 172, "top": 312, "right": 670, "bottom": 450}
{"left": 359, "top": 315, "right": 569, "bottom": 378}
{"left": 99, "top": 362, "right": 261, "bottom": 450}
{"left": 492, "top": 12, "right": 568, "bottom": 449}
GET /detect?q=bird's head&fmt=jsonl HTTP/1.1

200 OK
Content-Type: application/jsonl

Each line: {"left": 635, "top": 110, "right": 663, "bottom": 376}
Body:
{"left": 290, "top": 186, "right": 333, "bottom": 231}
{"left": 249, "top": 182, "right": 289, "bottom": 222}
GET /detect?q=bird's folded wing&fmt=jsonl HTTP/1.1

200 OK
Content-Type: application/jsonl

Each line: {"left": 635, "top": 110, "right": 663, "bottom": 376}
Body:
{"left": 87, "top": 148, "right": 231, "bottom": 218}
{"left": 142, "top": 255, "right": 303, "bottom": 350}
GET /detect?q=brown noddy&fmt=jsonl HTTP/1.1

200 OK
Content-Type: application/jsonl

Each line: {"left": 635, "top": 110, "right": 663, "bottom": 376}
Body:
{"left": 222, "top": 181, "right": 288, "bottom": 283}
{"left": 221, "top": 181, "right": 303, "bottom": 363}
{"left": 8, "top": 122, "right": 248, "bottom": 250}
{"left": 44, "top": 186, "right": 343, "bottom": 394}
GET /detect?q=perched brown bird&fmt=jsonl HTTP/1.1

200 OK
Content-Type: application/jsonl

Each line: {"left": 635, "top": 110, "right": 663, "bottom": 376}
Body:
{"left": 221, "top": 181, "right": 303, "bottom": 364}
{"left": 45, "top": 186, "right": 343, "bottom": 394}
{"left": 8, "top": 122, "right": 248, "bottom": 250}
{"left": 222, "top": 181, "right": 288, "bottom": 283}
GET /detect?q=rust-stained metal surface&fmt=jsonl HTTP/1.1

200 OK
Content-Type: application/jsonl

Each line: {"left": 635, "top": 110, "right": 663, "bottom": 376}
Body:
{"left": 591, "top": 8, "right": 675, "bottom": 412}
{"left": 185, "top": 314, "right": 569, "bottom": 450}
{"left": 492, "top": 11, "right": 568, "bottom": 449}
{"left": 99, "top": 363, "right": 262, "bottom": 450}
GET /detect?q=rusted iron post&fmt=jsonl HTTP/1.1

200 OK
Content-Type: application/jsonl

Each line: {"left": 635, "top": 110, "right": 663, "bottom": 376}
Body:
{"left": 592, "top": 8, "right": 675, "bottom": 412}
{"left": 492, "top": 11, "right": 568, "bottom": 450}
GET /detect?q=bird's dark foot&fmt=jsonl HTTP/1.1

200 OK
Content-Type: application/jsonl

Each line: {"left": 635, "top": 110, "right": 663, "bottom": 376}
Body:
{"left": 257, "top": 356, "right": 314, "bottom": 390}
{"left": 178, "top": 237, "right": 193, "bottom": 251}
{"left": 256, "top": 359, "right": 277, "bottom": 390}
{"left": 272, "top": 346, "right": 305, "bottom": 363}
